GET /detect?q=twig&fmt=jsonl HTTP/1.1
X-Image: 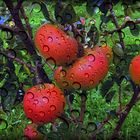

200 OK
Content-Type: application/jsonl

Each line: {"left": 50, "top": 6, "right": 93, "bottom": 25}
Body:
{"left": 118, "top": 84, "right": 122, "bottom": 116}
{"left": 0, "top": 51, "right": 36, "bottom": 72}
{"left": 104, "top": 18, "right": 140, "bottom": 35}
{"left": 20, "top": 5, "right": 33, "bottom": 38}
{"left": 109, "top": 9, "right": 125, "bottom": 49}
{"left": 79, "top": 91, "right": 87, "bottom": 124}
{"left": 111, "top": 85, "right": 140, "bottom": 139}
{"left": 92, "top": 115, "right": 111, "bottom": 139}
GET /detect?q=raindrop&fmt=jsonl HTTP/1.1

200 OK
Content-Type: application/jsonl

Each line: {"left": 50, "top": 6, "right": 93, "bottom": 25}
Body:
{"left": 27, "top": 92, "right": 34, "bottom": 99}
{"left": 43, "top": 45, "right": 49, "bottom": 52}
{"left": 72, "top": 82, "right": 81, "bottom": 90}
{"left": 60, "top": 70, "right": 66, "bottom": 77}
{"left": 34, "top": 99, "right": 39, "bottom": 104}
{"left": 47, "top": 36, "right": 53, "bottom": 42}
{"left": 85, "top": 73, "right": 89, "bottom": 78}
{"left": 135, "top": 39, "right": 140, "bottom": 45}
{"left": 33, "top": 131, "right": 38, "bottom": 136}
{"left": 47, "top": 91, "right": 51, "bottom": 96}
{"left": 42, "top": 96, "right": 49, "bottom": 103}
{"left": 52, "top": 90, "right": 57, "bottom": 96}
{"left": 50, "top": 105, "right": 56, "bottom": 111}
{"left": 28, "top": 108, "right": 33, "bottom": 113}
{"left": 46, "top": 57, "right": 56, "bottom": 68}
{"left": 88, "top": 65, "right": 92, "bottom": 69}
{"left": 90, "top": 80, "right": 94, "bottom": 85}
{"left": 100, "top": 60, "right": 104, "bottom": 65}
{"left": 88, "top": 54, "right": 95, "bottom": 62}
{"left": 39, "top": 111, "right": 45, "bottom": 117}
{"left": 87, "top": 122, "right": 97, "bottom": 132}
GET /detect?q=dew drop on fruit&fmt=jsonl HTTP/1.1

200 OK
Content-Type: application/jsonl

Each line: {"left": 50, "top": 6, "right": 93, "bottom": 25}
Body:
{"left": 28, "top": 108, "right": 33, "bottom": 113}
{"left": 88, "top": 65, "right": 92, "bottom": 69}
{"left": 90, "top": 80, "right": 94, "bottom": 85}
{"left": 39, "top": 111, "right": 45, "bottom": 117}
{"left": 47, "top": 91, "right": 51, "bottom": 96}
{"left": 52, "top": 90, "right": 57, "bottom": 95}
{"left": 100, "top": 61, "right": 104, "bottom": 65}
{"left": 50, "top": 105, "right": 56, "bottom": 111}
{"left": 27, "top": 92, "right": 34, "bottom": 99}
{"left": 88, "top": 54, "right": 95, "bottom": 62}
{"left": 72, "top": 82, "right": 81, "bottom": 90}
{"left": 42, "top": 96, "right": 49, "bottom": 103}
{"left": 48, "top": 111, "right": 51, "bottom": 114}
{"left": 85, "top": 73, "right": 89, "bottom": 78}
{"left": 60, "top": 70, "right": 66, "bottom": 77}
{"left": 43, "top": 45, "right": 49, "bottom": 52}
{"left": 47, "top": 36, "right": 53, "bottom": 42}
{"left": 34, "top": 99, "right": 39, "bottom": 104}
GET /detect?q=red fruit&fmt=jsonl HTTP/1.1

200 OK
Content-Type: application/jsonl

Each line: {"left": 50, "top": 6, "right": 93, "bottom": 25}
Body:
{"left": 129, "top": 55, "right": 140, "bottom": 85}
{"left": 66, "top": 49, "right": 109, "bottom": 90}
{"left": 23, "top": 83, "right": 65, "bottom": 124}
{"left": 35, "top": 23, "right": 78, "bottom": 66}
{"left": 54, "top": 49, "right": 109, "bottom": 90}
{"left": 24, "top": 124, "right": 43, "bottom": 140}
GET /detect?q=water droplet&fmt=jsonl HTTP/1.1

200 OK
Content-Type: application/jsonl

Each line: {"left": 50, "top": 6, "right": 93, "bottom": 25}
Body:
{"left": 90, "top": 80, "right": 94, "bottom": 85}
{"left": 34, "top": 99, "right": 39, "bottom": 104}
{"left": 47, "top": 91, "right": 51, "bottom": 96}
{"left": 72, "top": 82, "right": 81, "bottom": 90}
{"left": 42, "top": 96, "right": 49, "bottom": 103}
{"left": 67, "top": 55, "right": 70, "bottom": 60}
{"left": 88, "top": 65, "right": 92, "bottom": 69}
{"left": 48, "top": 111, "right": 51, "bottom": 114}
{"left": 100, "top": 61, "right": 104, "bottom": 64}
{"left": 47, "top": 36, "right": 53, "bottom": 42}
{"left": 39, "top": 111, "right": 45, "bottom": 117}
{"left": 27, "top": 92, "right": 34, "bottom": 99}
{"left": 85, "top": 73, "right": 89, "bottom": 78}
{"left": 88, "top": 54, "right": 95, "bottom": 62}
{"left": 43, "top": 45, "right": 49, "bottom": 52}
{"left": 28, "top": 108, "right": 33, "bottom": 113}
{"left": 50, "top": 105, "right": 56, "bottom": 111}
{"left": 60, "top": 70, "right": 66, "bottom": 77}
{"left": 52, "top": 90, "right": 57, "bottom": 95}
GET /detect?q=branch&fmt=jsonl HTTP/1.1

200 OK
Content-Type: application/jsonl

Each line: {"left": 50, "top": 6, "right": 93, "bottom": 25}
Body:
{"left": 111, "top": 85, "right": 140, "bottom": 139}
{"left": 109, "top": 9, "right": 125, "bottom": 49}
{"left": 79, "top": 91, "right": 87, "bottom": 124}
{"left": 104, "top": 18, "right": 140, "bottom": 35}
{"left": 0, "top": 51, "right": 36, "bottom": 72}
{"left": 92, "top": 115, "right": 111, "bottom": 139}
{"left": 20, "top": 5, "right": 33, "bottom": 38}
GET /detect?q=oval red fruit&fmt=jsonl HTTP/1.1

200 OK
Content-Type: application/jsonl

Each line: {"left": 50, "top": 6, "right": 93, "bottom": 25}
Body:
{"left": 129, "top": 55, "right": 140, "bottom": 85}
{"left": 35, "top": 23, "right": 78, "bottom": 66}
{"left": 23, "top": 84, "right": 65, "bottom": 124}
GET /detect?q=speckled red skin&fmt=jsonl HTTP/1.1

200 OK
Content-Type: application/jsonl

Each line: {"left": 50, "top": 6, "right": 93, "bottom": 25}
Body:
{"left": 54, "top": 49, "right": 109, "bottom": 90}
{"left": 23, "top": 84, "right": 65, "bottom": 124}
{"left": 35, "top": 23, "right": 78, "bottom": 66}
{"left": 129, "top": 55, "right": 140, "bottom": 85}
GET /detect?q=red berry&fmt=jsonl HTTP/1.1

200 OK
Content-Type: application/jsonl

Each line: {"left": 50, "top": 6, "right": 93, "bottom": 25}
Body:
{"left": 24, "top": 124, "right": 43, "bottom": 140}
{"left": 129, "top": 55, "right": 140, "bottom": 85}
{"left": 54, "top": 49, "right": 109, "bottom": 90}
{"left": 35, "top": 23, "right": 78, "bottom": 66}
{"left": 23, "top": 84, "right": 65, "bottom": 124}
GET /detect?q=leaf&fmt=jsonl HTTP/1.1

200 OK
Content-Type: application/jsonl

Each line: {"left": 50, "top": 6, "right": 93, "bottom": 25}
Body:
{"left": 100, "top": 78, "right": 114, "bottom": 97}
{"left": 54, "top": 2, "right": 77, "bottom": 24}
{"left": 105, "top": 90, "right": 116, "bottom": 103}
{"left": 130, "top": 24, "right": 140, "bottom": 36}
